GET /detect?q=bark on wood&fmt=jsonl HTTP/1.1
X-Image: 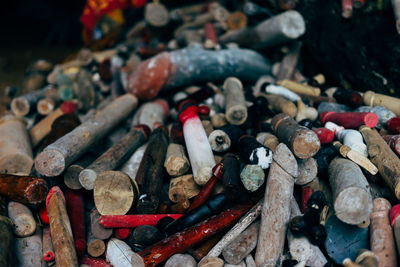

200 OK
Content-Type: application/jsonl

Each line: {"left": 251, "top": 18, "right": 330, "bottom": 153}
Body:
{"left": 360, "top": 126, "right": 400, "bottom": 200}
{"left": 35, "top": 94, "right": 138, "bottom": 177}
{"left": 328, "top": 157, "right": 372, "bottom": 225}
{"left": 47, "top": 188, "right": 79, "bottom": 267}
{"left": 255, "top": 143, "right": 296, "bottom": 267}
{"left": 79, "top": 127, "right": 147, "bottom": 190}
{"left": 0, "top": 115, "right": 33, "bottom": 175}
{"left": 8, "top": 201, "right": 36, "bottom": 237}
{"left": 272, "top": 113, "right": 320, "bottom": 159}
{"left": 94, "top": 171, "right": 137, "bottom": 215}
{"left": 370, "top": 198, "right": 397, "bottom": 267}
{"left": 136, "top": 127, "right": 169, "bottom": 214}
{"left": 0, "top": 174, "right": 48, "bottom": 205}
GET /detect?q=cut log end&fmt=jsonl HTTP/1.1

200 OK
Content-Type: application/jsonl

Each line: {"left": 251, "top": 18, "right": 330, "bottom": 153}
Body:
{"left": 24, "top": 179, "right": 48, "bottom": 205}
{"left": 281, "top": 11, "right": 306, "bottom": 39}
{"left": 11, "top": 98, "right": 30, "bottom": 117}
{"left": 79, "top": 169, "right": 97, "bottom": 190}
{"left": 35, "top": 149, "right": 65, "bottom": 177}
{"left": 292, "top": 130, "right": 321, "bottom": 159}
{"left": 334, "top": 187, "right": 372, "bottom": 225}
{"left": 0, "top": 154, "right": 33, "bottom": 176}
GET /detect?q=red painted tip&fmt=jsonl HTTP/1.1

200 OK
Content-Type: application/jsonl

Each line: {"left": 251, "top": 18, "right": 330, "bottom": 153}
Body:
{"left": 198, "top": 105, "right": 210, "bottom": 116}
{"left": 46, "top": 186, "right": 65, "bottom": 211}
{"left": 115, "top": 228, "right": 130, "bottom": 239}
{"left": 60, "top": 101, "right": 77, "bottom": 114}
{"left": 135, "top": 124, "right": 152, "bottom": 138}
{"left": 319, "top": 112, "right": 335, "bottom": 124}
{"left": 154, "top": 99, "right": 170, "bottom": 117}
{"left": 301, "top": 186, "right": 314, "bottom": 213}
{"left": 350, "top": 92, "right": 363, "bottom": 107}
{"left": 212, "top": 163, "right": 224, "bottom": 179}
{"left": 314, "top": 128, "right": 335, "bottom": 144}
{"left": 43, "top": 251, "right": 55, "bottom": 262}
{"left": 179, "top": 105, "right": 199, "bottom": 125}
{"left": 390, "top": 204, "right": 400, "bottom": 227}
{"left": 364, "top": 113, "right": 379, "bottom": 128}
{"left": 388, "top": 117, "right": 400, "bottom": 134}
{"left": 39, "top": 207, "right": 49, "bottom": 224}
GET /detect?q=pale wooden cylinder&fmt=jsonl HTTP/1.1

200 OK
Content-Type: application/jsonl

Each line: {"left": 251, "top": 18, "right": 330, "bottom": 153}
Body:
{"left": 169, "top": 174, "right": 200, "bottom": 203}
{"left": 263, "top": 133, "right": 279, "bottom": 152}
{"left": 8, "top": 201, "right": 36, "bottom": 237}
{"left": 277, "top": 80, "right": 321, "bottom": 96}
{"left": 263, "top": 94, "right": 297, "bottom": 118}
{"left": 35, "top": 94, "right": 138, "bottom": 177}
{"left": 164, "top": 143, "right": 190, "bottom": 177}
{"left": 164, "top": 253, "right": 197, "bottom": 267}
{"left": 87, "top": 231, "right": 105, "bottom": 257}
{"left": 11, "top": 87, "right": 47, "bottom": 116}
{"left": 94, "top": 171, "right": 137, "bottom": 215}
{"left": 295, "top": 158, "right": 318, "bottom": 185}
{"left": 360, "top": 126, "right": 400, "bottom": 200}
{"left": 198, "top": 256, "right": 225, "bottom": 267}
{"left": 363, "top": 91, "right": 400, "bottom": 116}
{"left": 328, "top": 157, "right": 373, "bottom": 225}
{"left": 370, "top": 198, "right": 397, "bottom": 267}
{"left": 90, "top": 209, "right": 112, "bottom": 240}
{"left": 255, "top": 143, "right": 296, "bottom": 267}
{"left": 223, "top": 77, "right": 247, "bottom": 125}
{"left": 0, "top": 115, "right": 33, "bottom": 175}
{"left": 106, "top": 238, "right": 136, "bottom": 267}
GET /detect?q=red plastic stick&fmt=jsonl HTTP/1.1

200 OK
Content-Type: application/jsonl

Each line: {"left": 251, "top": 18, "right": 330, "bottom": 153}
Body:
{"left": 137, "top": 204, "right": 252, "bottom": 266}
{"left": 80, "top": 256, "right": 112, "bottom": 267}
{"left": 301, "top": 186, "right": 314, "bottom": 214}
{"left": 65, "top": 189, "right": 86, "bottom": 256}
{"left": 187, "top": 163, "right": 224, "bottom": 213}
{"left": 99, "top": 214, "right": 184, "bottom": 228}
{"left": 115, "top": 228, "right": 130, "bottom": 239}
{"left": 313, "top": 128, "right": 335, "bottom": 144}
{"left": 320, "top": 112, "right": 378, "bottom": 129}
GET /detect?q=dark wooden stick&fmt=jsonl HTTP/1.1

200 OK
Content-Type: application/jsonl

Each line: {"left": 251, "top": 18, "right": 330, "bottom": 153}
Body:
{"left": 0, "top": 196, "right": 15, "bottom": 266}
{"left": 0, "top": 174, "right": 48, "bottom": 204}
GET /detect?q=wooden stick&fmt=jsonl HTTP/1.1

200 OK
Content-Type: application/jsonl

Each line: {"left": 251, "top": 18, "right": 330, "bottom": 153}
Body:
{"left": 94, "top": 170, "right": 138, "bottom": 215}
{"left": 360, "top": 126, "right": 400, "bottom": 199}
{"left": 328, "top": 157, "right": 372, "bottom": 225}
{"left": 272, "top": 113, "right": 320, "bottom": 159}
{"left": 295, "top": 158, "right": 318, "bottom": 185}
{"left": 370, "top": 198, "right": 397, "bottom": 267}
{"left": 136, "top": 127, "right": 169, "bottom": 214}
{"left": 65, "top": 190, "right": 86, "bottom": 256}
{"left": 11, "top": 86, "right": 47, "bottom": 116}
{"left": 192, "top": 233, "right": 224, "bottom": 261}
{"left": 43, "top": 226, "right": 55, "bottom": 262}
{"left": 277, "top": 41, "right": 302, "bottom": 81}
{"left": 8, "top": 201, "right": 36, "bottom": 237}
{"left": 30, "top": 101, "right": 77, "bottom": 147}
{"left": 164, "top": 143, "right": 190, "bottom": 177}
{"left": 35, "top": 94, "right": 138, "bottom": 177}
{"left": 127, "top": 47, "right": 271, "bottom": 100}
{"left": 222, "top": 221, "right": 260, "bottom": 264}
{"left": 132, "top": 99, "right": 169, "bottom": 130}
{"left": 262, "top": 94, "right": 297, "bottom": 118}
{"left": 363, "top": 91, "right": 400, "bottom": 116}
{"left": 120, "top": 143, "right": 148, "bottom": 180}
{"left": 90, "top": 209, "right": 112, "bottom": 240}
{"left": 223, "top": 77, "right": 247, "bottom": 125}
{"left": 390, "top": 204, "right": 400, "bottom": 257}
{"left": 106, "top": 238, "right": 136, "bottom": 267}
{"left": 0, "top": 174, "right": 48, "bottom": 204}
{"left": 79, "top": 125, "right": 149, "bottom": 190}
{"left": 46, "top": 186, "right": 78, "bottom": 266}
{"left": 198, "top": 257, "right": 224, "bottom": 267}
{"left": 15, "top": 228, "right": 44, "bottom": 267}
{"left": 87, "top": 230, "right": 106, "bottom": 257}
{"left": 255, "top": 143, "right": 297, "bottom": 267}
{"left": 0, "top": 115, "right": 33, "bottom": 175}
{"left": 165, "top": 253, "right": 196, "bottom": 267}
{"left": 168, "top": 174, "right": 200, "bottom": 203}
{"left": 277, "top": 80, "right": 320, "bottom": 97}
{"left": 383, "top": 134, "right": 400, "bottom": 155}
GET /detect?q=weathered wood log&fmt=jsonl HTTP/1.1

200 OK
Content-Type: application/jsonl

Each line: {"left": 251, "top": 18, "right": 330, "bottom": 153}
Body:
{"left": 0, "top": 196, "right": 15, "bottom": 266}
{"left": 15, "top": 228, "right": 44, "bottom": 267}
{"left": 328, "top": 157, "right": 372, "bottom": 225}
{"left": 127, "top": 46, "right": 271, "bottom": 100}
{"left": 262, "top": 94, "right": 297, "bottom": 118}
{"left": 219, "top": 10, "right": 305, "bottom": 49}
{"left": 223, "top": 77, "right": 247, "bottom": 125}
{"left": 164, "top": 253, "right": 196, "bottom": 267}
{"left": 90, "top": 209, "right": 112, "bottom": 240}
{"left": 94, "top": 171, "right": 138, "bottom": 215}
{"left": 198, "top": 256, "right": 224, "bottom": 267}
{"left": 168, "top": 174, "right": 200, "bottom": 203}
{"left": 295, "top": 158, "right": 318, "bottom": 185}
{"left": 8, "top": 201, "right": 36, "bottom": 237}
{"left": 46, "top": 186, "right": 78, "bottom": 266}
{"left": 79, "top": 125, "right": 149, "bottom": 190}
{"left": 360, "top": 126, "right": 400, "bottom": 199}
{"left": 255, "top": 143, "right": 297, "bottom": 267}
{"left": 35, "top": 94, "right": 138, "bottom": 177}
{"left": 164, "top": 143, "right": 190, "bottom": 177}
{"left": 132, "top": 99, "right": 169, "bottom": 130}
{"left": 272, "top": 113, "right": 320, "bottom": 159}
{"left": 11, "top": 86, "right": 47, "bottom": 116}
{"left": 87, "top": 230, "right": 105, "bottom": 257}
{"left": 106, "top": 238, "right": 136, "bottom": 267}
{"left": 370, "top": 198, "right": 397, "bottom": 267}
{"left": 0, "top": 115, "right": 33, "bottom": 175}
{"left": 136, "top": 127, "right": 169, "bottom": 214}
{"left": 0, "top": 174, "right": 48, "bottom": 204}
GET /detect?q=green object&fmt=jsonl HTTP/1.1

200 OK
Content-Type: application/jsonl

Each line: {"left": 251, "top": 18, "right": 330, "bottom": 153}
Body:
{"left": 58, "top": 85, "right": 74, "bottom": 101}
